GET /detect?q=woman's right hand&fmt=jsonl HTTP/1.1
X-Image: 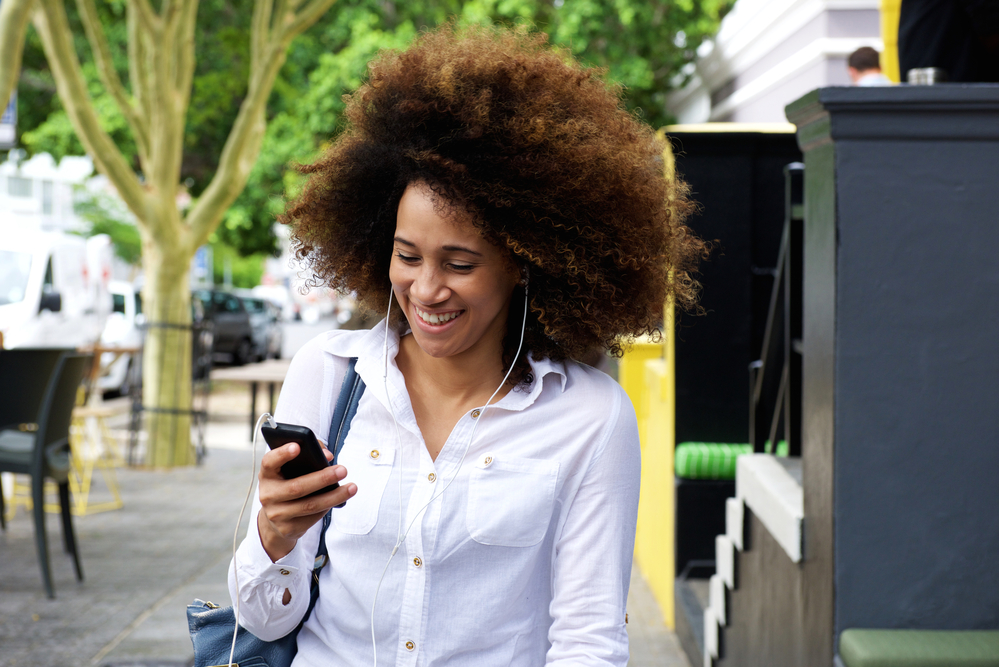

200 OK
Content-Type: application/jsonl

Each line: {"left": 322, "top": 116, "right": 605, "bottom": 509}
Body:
{"left": 256, "top": 442, "right": 357, "bottom": 561}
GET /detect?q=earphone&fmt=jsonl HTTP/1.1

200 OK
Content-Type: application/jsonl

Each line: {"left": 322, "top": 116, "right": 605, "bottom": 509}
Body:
{"left": 369, "top": 278, "right": 529, "bottom": 666}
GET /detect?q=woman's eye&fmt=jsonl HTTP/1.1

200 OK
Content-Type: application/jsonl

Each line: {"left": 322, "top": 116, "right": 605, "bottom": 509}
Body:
{"left": 448, "top": 263, "right": 474, "bottom": 271}
{"left": 395, "top": 252, "right": 419, "bottom": 263}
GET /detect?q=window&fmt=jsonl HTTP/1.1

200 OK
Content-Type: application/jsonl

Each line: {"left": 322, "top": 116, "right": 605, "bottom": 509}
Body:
{"left": 8, "top": 176, "right": 32, "bottom": 198}
{"left": 0, "top": 250, "right": 32, "bottom": 305}
{"left": 42, "top": 180, "right": 53, "bottom": 215}
{"left": 113, "top": 293, "right": 126, "bottom": 314}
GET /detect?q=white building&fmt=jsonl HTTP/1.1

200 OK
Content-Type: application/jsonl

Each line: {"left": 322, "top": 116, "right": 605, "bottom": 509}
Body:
{"left": 668, "top": 0, "right": 884, "bottom": 124}
{"left": 0, "top": 151, "right": 94, "bottom": 233}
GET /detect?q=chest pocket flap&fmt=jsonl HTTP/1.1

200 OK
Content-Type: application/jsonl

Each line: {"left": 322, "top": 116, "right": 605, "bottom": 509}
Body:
{"left": 466, "top": 454, "right": 560, "bottom": 548}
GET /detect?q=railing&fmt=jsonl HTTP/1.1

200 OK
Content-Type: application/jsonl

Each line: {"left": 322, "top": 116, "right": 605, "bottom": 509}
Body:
{"left": 749, "top": 163, "right": 804, "bottom": 456}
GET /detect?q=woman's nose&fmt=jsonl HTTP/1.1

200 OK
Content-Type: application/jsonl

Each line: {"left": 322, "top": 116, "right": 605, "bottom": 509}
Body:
{"left": 410, "top": 267, "right": 449, "bottom": 304}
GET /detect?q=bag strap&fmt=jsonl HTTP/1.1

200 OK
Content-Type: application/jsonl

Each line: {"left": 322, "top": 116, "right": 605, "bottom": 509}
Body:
{"left": 301, "top": 357, "right": 365, "bottom": 624}
{"left": 328, "top": 357, "right": 366, "bottom": 464}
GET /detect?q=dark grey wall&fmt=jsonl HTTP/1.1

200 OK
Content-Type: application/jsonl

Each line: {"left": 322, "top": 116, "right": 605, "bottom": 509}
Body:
{"left": 668, "top": 132, "right": 801, "bottom": 445}
{"left": 718, "top": 509, "right": 810, "bottom": 667}
{"left": 788, "top": 85, "right": 999, "bottom": 642}
{"left": 834, "top": 135, "right": 999, "bottom": 631}
{"left": 710, "top": 135, "right": 837, "bottom": 667}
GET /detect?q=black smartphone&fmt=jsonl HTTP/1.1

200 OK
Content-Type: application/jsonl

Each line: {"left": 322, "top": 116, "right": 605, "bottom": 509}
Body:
{"left": 260, "top": 421, "right": 343, "bottom": 504}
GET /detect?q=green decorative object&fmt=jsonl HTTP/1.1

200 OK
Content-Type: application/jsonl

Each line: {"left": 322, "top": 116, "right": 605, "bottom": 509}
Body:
{"left": 840, "top": 629, "right": 999, "bottom": 667}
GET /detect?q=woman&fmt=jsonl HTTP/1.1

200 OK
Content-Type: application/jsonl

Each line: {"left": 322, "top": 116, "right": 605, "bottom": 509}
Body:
{"left": 230, "top": 24, "right": 703, "bottom": 666}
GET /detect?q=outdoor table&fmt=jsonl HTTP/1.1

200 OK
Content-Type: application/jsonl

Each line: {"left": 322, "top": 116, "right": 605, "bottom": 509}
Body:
{"left": 211, "top": 359, "right": 292, "bottom": 437}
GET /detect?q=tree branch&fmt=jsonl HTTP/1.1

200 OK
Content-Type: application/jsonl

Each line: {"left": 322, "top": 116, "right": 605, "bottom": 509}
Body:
{"left": 185, "top": 44, "right": 287, "bottom": 244}
{"left": 250, "top": 0, "right": 273, "bottom": 74}
{"left": 129, "top": 0, "right": 160, "bottom": 36}
{"left": 282, "top": 0, "right": 338, "bottom": 41}
{"left": 0, "top": 0, "right": 37, "bottom": 115}
{"left": 127, "top": 3, "right": 153, "bottom": 153}
{"left": 75, "top": 0, "right": 150, "bottom": 161}
{"left": 174, "top": 0, "right": 198, "bottom": 105}
{"left": 32, "top": 0, "right": 147, "bottom": 223}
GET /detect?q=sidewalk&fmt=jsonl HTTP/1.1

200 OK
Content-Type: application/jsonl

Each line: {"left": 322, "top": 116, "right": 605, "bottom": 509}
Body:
{"left": 0, "top": 389, "right": 688, "bottom": 667}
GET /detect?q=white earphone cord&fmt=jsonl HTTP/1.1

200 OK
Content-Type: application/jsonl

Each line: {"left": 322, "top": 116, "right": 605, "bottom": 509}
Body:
{"left": 229, "top": 285, "right": 529, "bottom": 667}
{"left": 228, "top": 411, "right": 272, "bottom": 667}
{"left": 370, "top": 284, "right": 528, "bottom": 666}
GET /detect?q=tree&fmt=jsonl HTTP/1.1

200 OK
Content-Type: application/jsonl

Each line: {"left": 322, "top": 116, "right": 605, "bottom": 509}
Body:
{"left": 0, "top": 0, "right": 339, "bottom": 466}
{"left": 2, "top": 0, "right": 728, "bottom": 466}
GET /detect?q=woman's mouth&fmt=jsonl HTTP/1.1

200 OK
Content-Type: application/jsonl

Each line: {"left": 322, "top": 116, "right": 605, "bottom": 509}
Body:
{"left": 414, "top": 305, "right": 464, "bottom": 326}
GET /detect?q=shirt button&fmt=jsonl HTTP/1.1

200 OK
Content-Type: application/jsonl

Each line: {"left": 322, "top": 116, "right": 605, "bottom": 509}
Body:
{"left": 483, "top": 456, "right": 493, "bottom": 466}
{"left": 471, "top": 409, "right": 481, "bottom": 418}
{"left": 279, "top": 569, "right": 290, "bottom": 575}
{"left": 427, "top": 472, "right": 437, "bottom": 483}
{"left": 413, "top": 557, "right": 422, "bottom": 568}
{"left": 369, "top": 449, "right": 380, "bottom": 459}
{"left": 405, "top": 640, "right": 415, "bottom": 651}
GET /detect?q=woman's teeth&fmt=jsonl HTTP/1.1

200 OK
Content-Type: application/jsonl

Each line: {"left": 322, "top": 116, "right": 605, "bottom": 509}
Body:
{"left": 416, "top": 307, "right": 461, "bottom": 325}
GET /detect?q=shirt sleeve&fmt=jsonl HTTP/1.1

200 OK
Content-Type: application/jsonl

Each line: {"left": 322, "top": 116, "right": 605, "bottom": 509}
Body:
{"left": 546, "top": 386, "right": 641, "bottom": 666}
{"left": 225, "top": 332, "right": 337, "bottom": 641}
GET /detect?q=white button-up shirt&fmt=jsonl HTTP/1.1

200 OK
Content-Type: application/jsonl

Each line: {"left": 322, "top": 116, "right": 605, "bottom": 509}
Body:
{"left": 229, "top": 324, "right": 640, "bottom": 666}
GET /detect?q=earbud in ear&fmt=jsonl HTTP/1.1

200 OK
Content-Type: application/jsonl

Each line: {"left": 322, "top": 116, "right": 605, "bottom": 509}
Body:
{"left": 520, "top": 266, "right": 530, "bottom": 287}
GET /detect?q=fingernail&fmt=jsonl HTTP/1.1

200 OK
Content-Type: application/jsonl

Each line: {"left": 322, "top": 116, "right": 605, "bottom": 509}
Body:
{"left": 348, "top": 484, "right": 357, "bottom": 496}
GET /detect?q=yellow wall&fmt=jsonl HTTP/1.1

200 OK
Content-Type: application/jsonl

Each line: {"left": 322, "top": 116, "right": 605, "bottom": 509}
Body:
{"left": 620, "top": 304, "right": 676, "bottom": 629}
{"left": 881, "top": 0, "right": 902, "bottom": 82}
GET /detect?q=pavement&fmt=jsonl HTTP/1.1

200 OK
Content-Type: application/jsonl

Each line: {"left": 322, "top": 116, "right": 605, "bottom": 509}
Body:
{"left": 0, "top": 339, "right": 688, "bottom": 666}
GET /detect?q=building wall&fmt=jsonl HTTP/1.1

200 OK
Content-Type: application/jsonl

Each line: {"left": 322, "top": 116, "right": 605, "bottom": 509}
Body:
{"left": 669, "top": 0, "right": 883, "bottom": 124}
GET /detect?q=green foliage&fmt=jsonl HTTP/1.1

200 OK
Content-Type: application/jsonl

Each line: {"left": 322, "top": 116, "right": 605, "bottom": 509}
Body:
{"left": 209, "top": 239, "right": 265, "bottom": 288}
{"left": 16, "top": 0, "right": 730, "bottom": 271}
{"left": 72, "top": 189, "right": 143, "bottom": 266}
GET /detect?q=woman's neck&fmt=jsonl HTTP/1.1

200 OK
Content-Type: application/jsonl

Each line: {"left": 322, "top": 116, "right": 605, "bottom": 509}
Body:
{"left": 397, "top": 333, "right": 512, "bottom": 406}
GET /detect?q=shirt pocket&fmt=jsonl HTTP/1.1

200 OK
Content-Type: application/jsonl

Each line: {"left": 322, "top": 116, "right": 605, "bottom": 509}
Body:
{"left": 333, "top": 445, "right": 395, "bottom": 535}
{"left": 466, "top": 453, "right": 560, "bottom": 548}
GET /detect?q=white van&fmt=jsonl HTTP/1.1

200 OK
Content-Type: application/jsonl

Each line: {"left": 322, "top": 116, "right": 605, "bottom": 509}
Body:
{"left": 96, "top": 280, "right": 143, "bottom": 395}
{"left": 0, "top": 229, "right": 112, "bottom": 350}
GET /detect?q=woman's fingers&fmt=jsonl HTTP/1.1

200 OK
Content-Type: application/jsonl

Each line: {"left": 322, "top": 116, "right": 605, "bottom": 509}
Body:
{"left": 320, "top": 440, "right": 335, "bottom": 463}
{"left": 255, "top": 443, "right": 356, "bottom": 560}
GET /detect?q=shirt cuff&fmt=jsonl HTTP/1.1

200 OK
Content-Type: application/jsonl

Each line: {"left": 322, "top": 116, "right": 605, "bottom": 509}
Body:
{"left": 235, "top": 512, "right": 311, "bottom": 588}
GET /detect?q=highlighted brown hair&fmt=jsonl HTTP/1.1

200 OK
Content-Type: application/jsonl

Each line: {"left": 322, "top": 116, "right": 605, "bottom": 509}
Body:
{"left": 284, "top": 23, "right": 705, "bottom": 377}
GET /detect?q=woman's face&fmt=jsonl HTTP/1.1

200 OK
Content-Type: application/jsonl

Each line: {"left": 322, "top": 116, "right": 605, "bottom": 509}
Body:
{"left": 390, "top": 182, "right": 519, "bottom": 361}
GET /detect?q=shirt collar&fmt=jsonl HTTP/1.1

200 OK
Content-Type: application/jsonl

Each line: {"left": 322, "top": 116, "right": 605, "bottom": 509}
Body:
{"left": 320, "top": 320, "right": 568, "bottom": 404}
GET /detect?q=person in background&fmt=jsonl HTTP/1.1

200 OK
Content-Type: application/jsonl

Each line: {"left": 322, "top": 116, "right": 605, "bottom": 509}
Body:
{"left": 848, "top": 47, "right": 893, "bottom": 86}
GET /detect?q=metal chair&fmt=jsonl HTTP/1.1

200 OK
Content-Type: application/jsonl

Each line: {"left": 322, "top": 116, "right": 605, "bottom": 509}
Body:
{"left": 0, "top": 351, "right": 93, "bottom": 598}
{"left": 0, "top": 348, "right": 67, "bottom": 530}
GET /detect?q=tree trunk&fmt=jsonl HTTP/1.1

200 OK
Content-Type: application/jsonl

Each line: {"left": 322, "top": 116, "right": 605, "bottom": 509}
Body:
{"left": 141, "top": 241, "right": 196, "bottom": 467}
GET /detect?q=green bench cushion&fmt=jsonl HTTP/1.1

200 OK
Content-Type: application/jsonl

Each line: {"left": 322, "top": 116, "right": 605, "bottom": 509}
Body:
{"left": 675, "top": 441, "right": 791, "bottom": 480}
{"left": 840, "top": 629, "right": 999, "bottom": 667}
{"left": 674, "top": 442, "right": 751, "bottom": 479}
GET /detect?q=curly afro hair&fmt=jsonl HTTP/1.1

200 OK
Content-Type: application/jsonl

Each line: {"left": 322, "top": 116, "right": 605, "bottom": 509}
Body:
{"left": 284, "top": 23, "right": 705, "bottom": 379}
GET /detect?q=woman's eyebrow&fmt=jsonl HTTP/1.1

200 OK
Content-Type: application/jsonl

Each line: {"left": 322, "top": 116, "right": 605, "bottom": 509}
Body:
{"left": 442, "top": 244, "right": 483, "bottom": 257}
{"left": 394, "top": 236, "right": 483, "bottom": 257}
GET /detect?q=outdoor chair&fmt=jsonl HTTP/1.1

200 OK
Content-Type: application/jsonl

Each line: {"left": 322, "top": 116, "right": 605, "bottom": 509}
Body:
{"left": 0, "top": 348, "right": 68, "bottom": 530}
{"left": 0, "top": 351, "right": 93, "bottom": 598}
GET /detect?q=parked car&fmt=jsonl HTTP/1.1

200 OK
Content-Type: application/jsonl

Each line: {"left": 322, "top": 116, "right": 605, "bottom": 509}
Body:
{"left": 192, "top": 289, "right": 255, "bottom": 365}
{"left": 236, "top": 291, "right": 283, "bottom": 360}
{"left": 96, "top": 281, "right": 143, "bottom": 396}
{"left": 97, "top": 284, "right": 215, "bottom": 393}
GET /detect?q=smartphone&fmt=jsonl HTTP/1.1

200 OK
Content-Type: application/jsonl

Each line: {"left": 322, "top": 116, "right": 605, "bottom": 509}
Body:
{"left": 261, "top": 421, "right": 344, "bottom": 504}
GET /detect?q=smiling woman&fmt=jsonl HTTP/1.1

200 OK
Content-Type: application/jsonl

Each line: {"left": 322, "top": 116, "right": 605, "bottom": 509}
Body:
{"left": 229, "top": 22, "right": 705, "bottom": 667}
